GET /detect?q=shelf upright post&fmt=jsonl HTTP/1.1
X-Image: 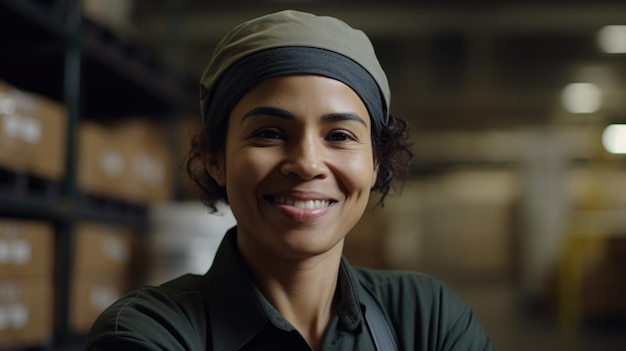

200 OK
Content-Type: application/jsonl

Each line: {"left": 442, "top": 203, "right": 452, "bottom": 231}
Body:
{"left": 57, "top": 0, "right": 83, "bottom": 346}
{"left": 165, "top": 0, "right": 187, "bottom": 201}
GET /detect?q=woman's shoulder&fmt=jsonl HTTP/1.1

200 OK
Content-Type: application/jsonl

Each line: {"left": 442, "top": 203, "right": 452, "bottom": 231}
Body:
{"left": 85, "top": 274, "right": 208, "bottom": 351}
{"left": 351, "top": 267, "right": 495, "bottom": 350}
{"left": 352, "top": 266, "right": 469, "bottom": 317}
{"left": 352, "top": 266, "right": 445, "bottom": 298}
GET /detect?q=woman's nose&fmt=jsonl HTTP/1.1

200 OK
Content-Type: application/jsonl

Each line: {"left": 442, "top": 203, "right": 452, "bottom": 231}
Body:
{"left": 280, "top": 136, "right": 329, "bottom": 180}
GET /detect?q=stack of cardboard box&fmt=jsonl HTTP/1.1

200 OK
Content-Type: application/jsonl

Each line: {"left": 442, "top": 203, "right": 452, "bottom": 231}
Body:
{"left": 0, "top": 80, "right": 174, "bottom": 339}
{"left": 0, "top": 80, "right": 67, "bottom": 182}
{"left": 69, "top": 222, "right": 136, "bottom": 334}
{"left": 0, "top": 219, "right": 54, "bottom": 349}
{"left": 77, "top": 119, "right": 172, "bottom": 205}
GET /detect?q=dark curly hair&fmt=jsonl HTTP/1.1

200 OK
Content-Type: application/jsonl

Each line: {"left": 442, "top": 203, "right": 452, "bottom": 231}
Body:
{"left": 185, "top": 112, "right": 413, "bottom": 213}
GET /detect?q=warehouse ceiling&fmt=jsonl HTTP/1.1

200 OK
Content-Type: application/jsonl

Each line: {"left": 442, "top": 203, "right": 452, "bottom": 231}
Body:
{"left": 130, "top": 0, "right": 626, "bottom": 131}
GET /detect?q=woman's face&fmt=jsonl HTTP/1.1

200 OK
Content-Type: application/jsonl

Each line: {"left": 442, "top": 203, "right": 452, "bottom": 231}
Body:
{"left": 207, "top": 74, "right": 377, "bottom": 260}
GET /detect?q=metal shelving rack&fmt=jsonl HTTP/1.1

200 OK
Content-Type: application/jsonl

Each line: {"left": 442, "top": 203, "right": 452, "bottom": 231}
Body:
{"left": 0, "top": 0, "right": 194, "bottom": 349}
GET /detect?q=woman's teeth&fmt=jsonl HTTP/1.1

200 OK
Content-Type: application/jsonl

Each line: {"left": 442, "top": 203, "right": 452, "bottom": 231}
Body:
{"left": 273, "top": 197, "right": 330, "bottom": 209}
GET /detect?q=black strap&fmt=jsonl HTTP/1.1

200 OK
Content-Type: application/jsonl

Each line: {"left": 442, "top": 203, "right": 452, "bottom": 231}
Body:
{"left": 362, "top": 288, "right": 399, "bottom": 351}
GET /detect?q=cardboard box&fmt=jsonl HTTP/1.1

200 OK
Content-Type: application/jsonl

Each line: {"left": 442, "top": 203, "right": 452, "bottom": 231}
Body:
{"left": 0, "top": 80, "right": 67, "bottom": 180}
{"left": 83, "top": 0, "right": 134, "bottom": 34}
{"left": 113, "top": 118, "right": 172, "bottom": 204}
{"left": 71, "top": 222, "right": 137, "bottom": 333}
{"left": 73, "top": 222, "right": 134, "bottom": 278}
{"left": 69, "top": 275, "right": 127, "bottom": 334}
{"left": 0, "top": 81, "right": 38, "bottom": 172}
{"left": 28, "top": 94, "right": 67, "bottom": 181}
{"left": 128, "top": 141, "right": 171, "bottom": 203}
{"left": 77, "top": 121, "right": 134, "bottom": 200}
{"left": 77, "top": 119, "right": 172, "bottom": 204}
{"left": 0, "top": 219, "right": 54, "bottom": 278}
{"left": 0, "top": 279, "right": 53, "bottom": 349}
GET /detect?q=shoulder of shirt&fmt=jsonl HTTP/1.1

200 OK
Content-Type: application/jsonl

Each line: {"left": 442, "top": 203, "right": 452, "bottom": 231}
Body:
{"left": 85, "top": 274, "right": 208, "bottom": 350}
{"left": 348, "top": 266, "right": 488, "bottom": 349}
{"left": 159, "top": 272, "right": 206, "bottom": 296}
{"left": 350, "top": 267, "right": 495, "bottom": 350}
{"left": 348, "top": 266, "right": 469, "bottom": 316}
{"left": 351, "top": 266, "right": 444, "bottom": 295}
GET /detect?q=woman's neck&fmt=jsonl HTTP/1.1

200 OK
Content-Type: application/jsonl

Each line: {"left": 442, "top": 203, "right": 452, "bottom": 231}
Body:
{"left": 238, "top": 239, "right": 344, "bottom": 350}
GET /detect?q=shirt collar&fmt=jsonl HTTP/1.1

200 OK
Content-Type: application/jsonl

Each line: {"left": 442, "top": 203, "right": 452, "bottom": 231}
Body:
{"left": 337, "top": 256, "right": 367, "bottom": 331}
{"left": 203, "top": 227, "right": 366, "bottom": 350}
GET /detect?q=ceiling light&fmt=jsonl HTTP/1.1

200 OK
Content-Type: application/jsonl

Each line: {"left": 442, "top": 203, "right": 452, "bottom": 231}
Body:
{"left": 598, "top": 25, "right": 626, "bottom": 54}
{"left": 561, "top": 83, "right": 602, "bottom": 114}
{"left": 602, "top": 124, "right": 626, "bottom": 154}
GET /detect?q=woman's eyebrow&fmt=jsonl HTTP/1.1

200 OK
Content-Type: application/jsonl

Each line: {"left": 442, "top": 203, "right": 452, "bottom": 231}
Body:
{"left": 321, "top": 112, "right": 367, "bottom": 127}
{"left": 241, "top": 107, "right": 367, "bottom": 127}
{"left": 242, "top": 106, "right": 294, "bottom": 121}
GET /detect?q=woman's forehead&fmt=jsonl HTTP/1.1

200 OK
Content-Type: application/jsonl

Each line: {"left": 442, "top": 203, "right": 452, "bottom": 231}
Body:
{"left": 230, "top": 74, "right": 371, "bottom": 124}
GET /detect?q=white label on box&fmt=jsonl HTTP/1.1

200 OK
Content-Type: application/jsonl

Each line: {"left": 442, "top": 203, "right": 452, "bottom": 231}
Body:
{"left": 100, "top": 151, "right": 124, "bottom": 178}
{"left": 11, "top": 240, "right": 31, "bottom": 265}
{"left": 101, "top": 235, "right": 129, "bottom": 263}
{"left": 2, "top": 114, "right": 20, "bottom": 137}
{"left": 0, "top": 94, "right": 17, "bottom": 115}
{"left": 9, "top": 303, "right": 27, "bottom": 329}
{"left": 0, "top": 114, "right": 42, "bottom": 143}
{"left": 90, "top": 287, "right": 118, "bottom": 311}
{"left": 21, "top": 116, "right": 42, "bottom": 144}
{"left": 132, "top": 153, "right": 163, "bottom": 185}
{"left": 13, "top": 91, "right": 35, "bottom": 115}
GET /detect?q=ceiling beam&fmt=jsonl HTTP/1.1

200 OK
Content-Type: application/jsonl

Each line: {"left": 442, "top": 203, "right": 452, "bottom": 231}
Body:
{"left": 135, "top": 4, "right": 626, "bottom": 43}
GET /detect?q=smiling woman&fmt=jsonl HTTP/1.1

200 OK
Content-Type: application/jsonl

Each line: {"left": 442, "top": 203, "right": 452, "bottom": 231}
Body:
{"left": 85, "top": 10, "right": 495, "bottom": 351}
{"left": 213, "top": 75, "right": 377, "bottom": 262}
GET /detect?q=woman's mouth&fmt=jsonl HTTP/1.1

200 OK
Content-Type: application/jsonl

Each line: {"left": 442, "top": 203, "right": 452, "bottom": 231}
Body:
{"left": 272, "top": 196, "right": 333, "bottom": 209}
{"left": 264, "top": 193, "right": 338, "bottom": 220}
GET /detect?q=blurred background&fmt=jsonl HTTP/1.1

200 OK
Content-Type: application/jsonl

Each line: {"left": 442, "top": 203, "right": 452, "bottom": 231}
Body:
{"left": 0, "top": 0, "right": 625, "bottom": 350}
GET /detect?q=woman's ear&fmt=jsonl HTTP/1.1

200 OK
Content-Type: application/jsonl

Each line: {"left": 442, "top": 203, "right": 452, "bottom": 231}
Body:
{"left": 202, "top": 151, "right": 226, "bottom": 186}
{"left": 197, "top": 130, "right": 226, "bottom": 186}
{"left": 371, "top": 160, "right": 379, "bottom": 188}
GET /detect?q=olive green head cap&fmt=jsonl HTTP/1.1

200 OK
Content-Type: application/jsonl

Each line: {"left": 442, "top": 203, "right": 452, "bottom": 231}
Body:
{"left": 199, "top": 10, "right": 390, "bottom": 124}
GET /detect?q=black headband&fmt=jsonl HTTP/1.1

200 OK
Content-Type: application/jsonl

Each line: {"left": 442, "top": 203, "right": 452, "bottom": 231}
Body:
{"left": 203, "top": 46, "right": 387, "bottom": 137}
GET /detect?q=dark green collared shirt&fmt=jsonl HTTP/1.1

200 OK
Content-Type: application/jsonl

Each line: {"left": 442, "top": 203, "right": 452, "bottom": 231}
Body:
{"left": 86, "top": 228, "right": 494, "bottom": 350}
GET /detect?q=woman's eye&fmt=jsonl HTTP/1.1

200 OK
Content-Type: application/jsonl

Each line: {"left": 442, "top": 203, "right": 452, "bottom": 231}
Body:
{"left": 327, "top": 131, "right": 356, "bottom": 142}
{"left": 254, "top": 129, "right": 283, "bottom": 139}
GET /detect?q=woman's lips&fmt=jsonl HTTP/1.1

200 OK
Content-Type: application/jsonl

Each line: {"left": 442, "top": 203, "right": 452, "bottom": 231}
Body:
{"left": 272, "top": 196, "right": 332, "bottom": 209}
{"left": 265, "top": 194, "right": 337, "bottom": 220}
